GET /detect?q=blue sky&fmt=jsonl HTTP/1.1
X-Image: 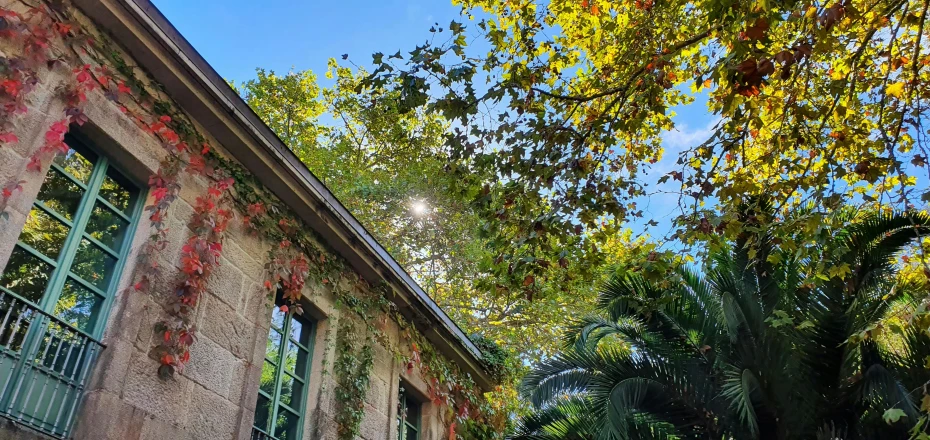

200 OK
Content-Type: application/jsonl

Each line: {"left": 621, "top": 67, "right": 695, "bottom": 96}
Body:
{"left": 153, "top": 0, "right": 717, "bottom": 243}
{"left": 152, "top": 0, "right": 465, "bottom": 86}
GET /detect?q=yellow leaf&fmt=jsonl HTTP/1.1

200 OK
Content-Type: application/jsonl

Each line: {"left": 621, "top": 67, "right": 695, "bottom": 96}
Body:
{"left": 886, "top": 82, "right": 906, "bottom": 98}
{"left": 805, "top": 6, "right": 818, "bottom": 18}
{"left": 828, "top": 263, "right": 852, "bottom": 279}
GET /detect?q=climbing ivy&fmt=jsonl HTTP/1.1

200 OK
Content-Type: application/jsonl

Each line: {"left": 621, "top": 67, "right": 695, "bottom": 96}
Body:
{"left": 333, "top": 322, "right": 375, "bottom": 440}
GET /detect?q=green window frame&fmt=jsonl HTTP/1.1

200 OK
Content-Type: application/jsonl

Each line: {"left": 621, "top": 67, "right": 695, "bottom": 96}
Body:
{"left": 0, "top": 132, "right": 143, "bottom": 437}
{"left": 0, "top": 133, "right": 143, "bottom": 339}
{"left": 397, "top": 383, "right": 421, "bottom": 440}
{"left": 253, "top": 295, "right": 315, "bottom": 440}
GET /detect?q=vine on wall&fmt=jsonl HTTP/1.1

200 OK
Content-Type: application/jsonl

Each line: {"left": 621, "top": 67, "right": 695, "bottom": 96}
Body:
{"left": 333, "top": 322, "right": 375, "bottom": 439}
{"left": 153, "top": 176, "right": 234, "bottom": 377}
{"left": 0, "top": 1, "right": 505, "bottom": 438}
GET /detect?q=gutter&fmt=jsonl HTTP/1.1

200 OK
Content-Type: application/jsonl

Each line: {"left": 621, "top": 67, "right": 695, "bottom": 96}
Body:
{"left": 75, "top": 0, "right": 494, "bottom": 390}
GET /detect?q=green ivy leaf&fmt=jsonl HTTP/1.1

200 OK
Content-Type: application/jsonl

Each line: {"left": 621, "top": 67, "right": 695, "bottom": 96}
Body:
{"left": 884, "top": 408, "right": 907, "bottom": 425}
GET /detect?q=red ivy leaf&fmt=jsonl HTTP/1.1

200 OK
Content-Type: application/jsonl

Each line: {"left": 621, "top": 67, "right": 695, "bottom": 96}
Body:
{"left": 179, "top": 331, "right": 194, "bottom": 346}
{"left": 0, "top": 132, "right": 18, "bottom": 144}
{"left": 26, "top": 156, "right": 42, "bottom": 172}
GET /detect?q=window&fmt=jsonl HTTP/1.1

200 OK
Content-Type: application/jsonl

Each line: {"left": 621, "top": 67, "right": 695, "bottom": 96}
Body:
{"left": 0, "top": 133, "right": 143, "bottom": 437}
{"left": 397, "top": 383, "right": 421, "bottom": 440}
{"left": 253, "top": 296, "right": 315, "bottom": 440}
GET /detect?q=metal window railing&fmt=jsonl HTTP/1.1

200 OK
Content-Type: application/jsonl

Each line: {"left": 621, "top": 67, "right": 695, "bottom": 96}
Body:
{"left": 0, "top": 292, "right": 103, "bottom": 438}
{"left": 251, "top": 426, "right": 277, "bottom": 440}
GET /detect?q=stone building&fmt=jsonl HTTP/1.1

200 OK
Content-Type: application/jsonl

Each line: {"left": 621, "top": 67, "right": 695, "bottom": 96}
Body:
{"left": 0, "top": 0, "right": 495, "bottom": 439}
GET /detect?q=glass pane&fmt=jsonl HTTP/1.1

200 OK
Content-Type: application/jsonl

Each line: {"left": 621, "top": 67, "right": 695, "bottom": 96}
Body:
{"left": 70, "top": 239, "right": 116, "bottom": 290}
{"left": 53, "top": 278, "right": 102, "bottom": 331}
{"left": 52, "top": 147, "right": 94, "bottom": 184}
{"left": 406, "top": 396, "right": 420, "bottom": 421}
{"left": 0, "top": 247, "right": 52, "bottom": 303}
{"left": 85, "top": 202, "right": 129, "bottom": 251}
{"left": 36, "top": 321, "right": 90, "bottom": 377}
{"left": 273, "top": 408, "right": 299, "bottom": 440}
{"left": 279, "top": 372, "right": 303, "bottom": 408}
{"left": 271, "top": 307, "right": 286, "bottom": 330}
{"left": 19, "top": 207, "right": 70, "bottom": 260}
{"left": 253, "top": 394, "right": 272, "bottom": 433}
{"left": 97, "top": 173, "right": 134, "bottom": 213}
{"left": 0, "top": 297, "right": 37, "bottom": 352}
{"left": 259, "top": 360, "right": 277, "bottom": 395}
{"left": 283, "top": 341, "right": 307, "bottom": 375}
{"left": 37, "top": 169, "right": 84, "bottom": 221}
{"left": 289, "top": 315, "right": 311, "bottom": 346}
{"left": 266, "top": 328, "right": 282, "bottom": 363}
{"left": 406, "top": 424, "right": 418, "bottom": 440}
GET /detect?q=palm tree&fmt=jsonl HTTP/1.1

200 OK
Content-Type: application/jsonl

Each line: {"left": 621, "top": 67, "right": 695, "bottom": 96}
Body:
{"left": 515, "top": 210, "right": 930, "bottom": 440}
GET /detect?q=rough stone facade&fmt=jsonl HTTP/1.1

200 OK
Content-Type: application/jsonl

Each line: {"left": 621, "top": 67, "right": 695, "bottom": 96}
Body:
{"left": 0, "top": 1, "right": 487, "bottom": 439}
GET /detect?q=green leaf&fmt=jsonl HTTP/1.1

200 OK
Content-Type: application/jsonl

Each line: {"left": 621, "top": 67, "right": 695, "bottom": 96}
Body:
{"left": 884, "top": 408, "right": 907, "bottom": 425}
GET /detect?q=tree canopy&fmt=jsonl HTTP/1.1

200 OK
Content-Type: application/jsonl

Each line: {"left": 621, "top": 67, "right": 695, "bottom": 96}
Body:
{"left": 358, "top": 0, "right": 929, "bottom": 260}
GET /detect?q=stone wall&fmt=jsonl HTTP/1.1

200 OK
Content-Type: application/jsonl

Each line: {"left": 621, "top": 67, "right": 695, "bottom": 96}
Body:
{"left": 0, "top": 2, "right": 469, "bottom": 439}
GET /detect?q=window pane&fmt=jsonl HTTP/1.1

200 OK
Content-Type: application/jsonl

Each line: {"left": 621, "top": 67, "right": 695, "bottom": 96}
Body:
{"left": 289, "top": 314, "right": 311, "bottom": 345}
{"left": 85, "top": 202, "right": 129, "bottom": 251}
{"left": 19, "top": 207, "right": 69, "bottom": 260}
{"left": 52, "top": 147, "right": 94, "bottom": 184}
{"left": 283, "top": 341, "right": 307, "bottom": 375}
{"left": 271, "top": 307, "right": 286, "bottom": 330}
{"left": 97, "top": 173, "right": 134, "bottom": 213}
{"left": 279, "top": 372, "right": 303, "bottom": 408}
{"left": 36, "top": 321, "right": 90, "bottom": 376}
{"left": 273, "top": 408, "right": 299, "bottom": 440}
{"left": 70, "top": 239, "right": 116, "bottom": 290}
{"left": 37, "top": 169, "right": 84, "bottom": 221}
{"left": 259, "top": 361, "right": 277, "bottom": 396}
{"left": 406, "top": 396, "right": 420, "bottom": 421}
{"left": 253, "top": 394, "right": 272, "bottom": 432}
{"left": 266, "top": 328, "right": 282, "bottom": 363}
{"left": 0, "top": 296, "right": 37, "bottom": 352}
{"left": 406, "top": 424, "right": 418, "bottom": 440}
{"left": 53, "top": 278, "right": 102, "bottom": 332}
{"left": 0, "top": 247, "right": 52, "bottom": 303}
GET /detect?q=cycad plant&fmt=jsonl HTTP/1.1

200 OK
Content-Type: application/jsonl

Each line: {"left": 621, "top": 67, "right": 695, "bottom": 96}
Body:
{"left": 515, "top": 210, "right": 930, "bottom": 440}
